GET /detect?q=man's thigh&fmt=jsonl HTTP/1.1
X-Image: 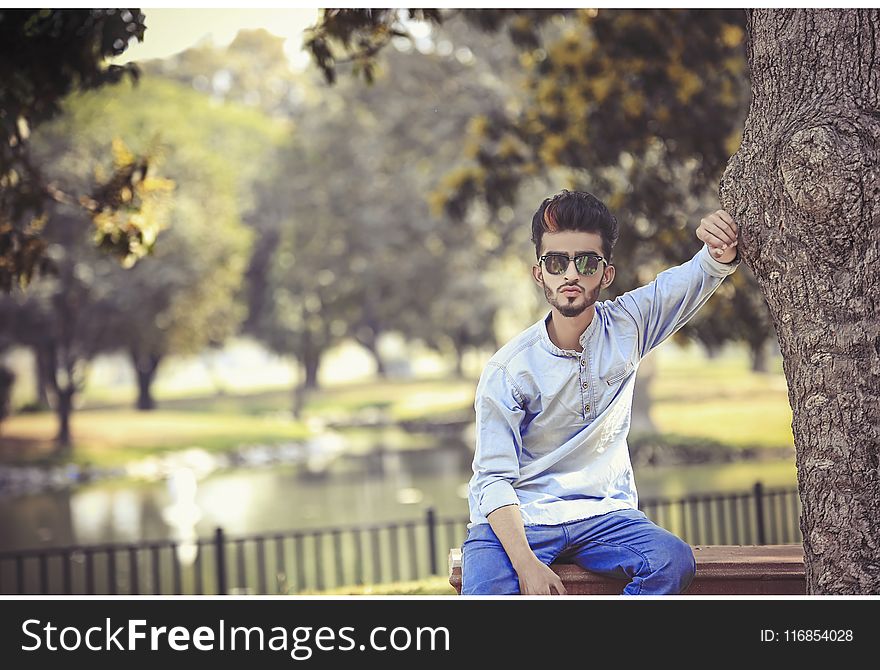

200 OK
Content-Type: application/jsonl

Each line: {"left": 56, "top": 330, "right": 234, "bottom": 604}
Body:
{"left": 563, "top": 508, "right": 693, "bottom": 581}
{"left": 460, "top": 522, "right": 566, "bottom": 595}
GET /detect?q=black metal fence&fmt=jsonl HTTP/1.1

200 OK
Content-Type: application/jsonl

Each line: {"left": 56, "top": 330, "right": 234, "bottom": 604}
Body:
{"left": 0, "top": 482, "right": 801, "bottom": 595}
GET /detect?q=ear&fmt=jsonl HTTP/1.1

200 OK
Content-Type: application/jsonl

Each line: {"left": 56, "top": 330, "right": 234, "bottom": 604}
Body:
{"left": 532, "top": 263, "right": 544, "bottom": 286}
{"left": 600, "top": 264, "right": 616, "bottom": 288}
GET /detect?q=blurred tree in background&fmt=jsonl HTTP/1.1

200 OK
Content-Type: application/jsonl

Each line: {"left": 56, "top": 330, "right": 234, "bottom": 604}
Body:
{"left": 1, "top": 9, "right": 781, "bottom": 439}
{"left": 33, "top": 76, "right": 283, "bottom": 411}
{"left": 0, "top": 8, "right": 169, "bottom": 291}
{"left": 251, "top": 15, "right": 537, "bottom": 408}
{"left": 304, "top": 8, "right": 777, "bottom": 372}
{"left": 0, "top": 208, "right": 136, "bottom": 452}
{"left": 0, "top": 72, "right": 283, "bottom": 449}
{"left": 143, "top": 28, "right": 304, "bottom": 117}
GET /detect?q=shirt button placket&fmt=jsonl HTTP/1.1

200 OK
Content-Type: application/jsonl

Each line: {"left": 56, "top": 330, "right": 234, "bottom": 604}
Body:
{"left": 579, "top": 357, "right": 590, "bottom": 417}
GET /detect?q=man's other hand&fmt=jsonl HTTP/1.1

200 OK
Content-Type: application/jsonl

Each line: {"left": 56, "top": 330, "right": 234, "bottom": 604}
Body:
{"left": 697, "top": 209, "right": 739, "bottom": 263}
{"left": 515, "top": 556, "right": 568, "bottom": 595}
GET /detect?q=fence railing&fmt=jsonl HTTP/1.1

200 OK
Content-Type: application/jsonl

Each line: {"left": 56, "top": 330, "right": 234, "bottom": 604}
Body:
{"left": 0, "top": 482, "right": 801, "bottom": 595}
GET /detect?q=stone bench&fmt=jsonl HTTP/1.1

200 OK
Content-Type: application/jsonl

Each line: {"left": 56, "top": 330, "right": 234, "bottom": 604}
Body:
{"left": 449, "top": 544, "right": 806, "bottom": 595}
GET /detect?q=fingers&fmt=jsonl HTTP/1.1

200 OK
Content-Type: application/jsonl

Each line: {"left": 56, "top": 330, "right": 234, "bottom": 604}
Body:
{"left": 521, "top": 583, "right": 551, "bottom": 595}
{"left": 716, "top": 209, "right": 736, "bottom": 228}
{"left": 552, "top": 577, "right": 567, "bottom": 596}
{"left": 698, "top": 228, "right": 731, "bottom": 249}
{"left": 519, "top": 575, "right": 568, "bottom": 595}
{"left": 698, "top": 210, "right": 738, "bottom": 249}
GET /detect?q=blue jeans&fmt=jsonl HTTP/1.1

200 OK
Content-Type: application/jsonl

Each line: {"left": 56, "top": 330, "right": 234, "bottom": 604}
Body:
{"left": 461, "top": 508, "right": 696, "bottom": 595}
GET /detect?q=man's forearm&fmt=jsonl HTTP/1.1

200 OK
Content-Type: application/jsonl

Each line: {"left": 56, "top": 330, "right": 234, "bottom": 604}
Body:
{"left": 486, "top": 504, "right": 537, "bottom": 571}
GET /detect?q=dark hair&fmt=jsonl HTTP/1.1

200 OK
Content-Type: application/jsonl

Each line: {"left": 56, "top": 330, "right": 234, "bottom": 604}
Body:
{"left": 531, "top": 190, "right": 619, "bottom": 261}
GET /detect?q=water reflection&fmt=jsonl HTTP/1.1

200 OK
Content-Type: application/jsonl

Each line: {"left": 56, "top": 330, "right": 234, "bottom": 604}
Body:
{"left": 0, "top": 439, "right": 797, "bottom": 553}
{"left": 161, "top": 468, "right": 202, "bottom": 565}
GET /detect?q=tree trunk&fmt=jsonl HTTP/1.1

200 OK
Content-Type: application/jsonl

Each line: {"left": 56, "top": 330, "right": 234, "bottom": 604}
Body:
{"left": 373, "top": 349, "right": 387, "bottom": 378}
{"left": 33, "top": 344, "right": 52, "bottom": 409}
{"left": 292, "top": 382, "right": 308, "bottom": 421}
{"left": 54, "top": 386, "right": 74, "bottom": 455}
{"left": 132, "top": 351, "right": 161, "bottom": 411}
{"left": 452, "top": 337, "right": 466, "bottom": 379}
{"left": 242, "top": 227, "right": 281, "bottom": 335}
{"left": 749, "top": 338, "right": 768, "bottom": 373}
{"left": 702, "top": 342, "right": 721, "bottom": 359}
{"left": 359, "top": 330, "right": 387, "bottom": 378}
{"left": 0, "top": 365, "right": 14, "bottom": 427}
{"left": 721, "top": 9, "right": 880, "bottom": 594}
{"left": 303, "top": 356, "right": 320, "bottom": 389}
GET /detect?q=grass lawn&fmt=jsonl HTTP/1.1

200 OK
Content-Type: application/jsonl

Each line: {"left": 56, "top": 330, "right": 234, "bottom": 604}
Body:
{"left": 650, "top": 345, "right": 793, "bottom": 450}
{"left": 0, "top": 344, "right": 794, "bottom": 467}
{"left": 82, "top": 376, "right": 477, "bottom": 422}
{"left": 652, "top": 399, "right": 793, "bottom": 450}
{"left": 0, "top": 410, "right": 311, "bottom": 467}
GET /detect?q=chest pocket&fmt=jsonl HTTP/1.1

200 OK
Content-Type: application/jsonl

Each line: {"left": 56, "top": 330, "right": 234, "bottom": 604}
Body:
{"left": 602, "top": 361, "right": 634, "bottom": 386}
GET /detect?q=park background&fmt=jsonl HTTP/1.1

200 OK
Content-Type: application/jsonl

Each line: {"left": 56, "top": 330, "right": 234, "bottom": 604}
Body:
{"left": 0, "top": 7, "right": 799, "bottom": 594}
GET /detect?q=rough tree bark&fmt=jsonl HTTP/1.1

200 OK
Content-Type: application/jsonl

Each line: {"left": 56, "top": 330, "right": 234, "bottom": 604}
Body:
{"left": 721, "top": 9, "right": 880, "bottom": 594}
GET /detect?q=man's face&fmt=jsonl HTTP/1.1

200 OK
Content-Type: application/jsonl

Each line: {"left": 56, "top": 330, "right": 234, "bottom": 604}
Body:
{"left": 532, "top": 230, "right": 615, "bottom": 318}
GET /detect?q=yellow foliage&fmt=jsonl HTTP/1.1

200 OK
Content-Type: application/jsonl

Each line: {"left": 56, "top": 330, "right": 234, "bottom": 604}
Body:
{"left": 548, "top": 30, "right": 589, "bottom": 70}
{"left": 91, "top": 137, "right": 174, "bottom": 267}
{"left": 724, "top": 129, "right": 743, "bottom": 156}
{"left": 563, "top": 87, "right": 589, "bottom": 116}
{"left": 590, "top": 75, "right": 613, "bottom": 103}
{"left": 608, "top": 191, "right": 625, "bottom": 211}
{"left": 666, "top": 63, "right": 703, "bottom": 104}
{"left": 467, "top": 114, "right": 488, "bottom": 137}
{"left": 655, "top": 104, "right": 671, "bottom": 123}
{"left": 539, "top": 134, "right": 567, "bottom": 166}
{"left": 521, "top": 161, "right": 539, "bottom": 176}
{"left": 497, "top": 134, "right": 522, "bottom": 160}
{"left": 111, "top": 137, "right": 134, "bottom": 166}
{"left": 621, "top": 91, "right": 645, "bottom": 117}
{"left": 462, "top": 116, "right": 487, "bottom": 160}
{"left": 718, "top": 78, "right": 737, "bottom": 107}
{"left": 720, "top": 24, "right": 744, "bottom": 48}
{"left": 429, "top": 166, "right": 485, "bottom": 217}
{"left": 577, "top": 8, "right": 599, "bottom": 21}
{"left": 723, "top": 56, "right": 744, "bottom": 76}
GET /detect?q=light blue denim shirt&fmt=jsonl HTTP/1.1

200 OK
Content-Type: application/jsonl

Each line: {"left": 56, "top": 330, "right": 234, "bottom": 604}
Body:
{"left": 467, "top": 243, "right": 740, "bottom": 528}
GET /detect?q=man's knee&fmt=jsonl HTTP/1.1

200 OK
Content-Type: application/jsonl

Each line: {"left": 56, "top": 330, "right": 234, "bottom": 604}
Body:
{"left": 461, "top": 552, "right": 520, "bottom": 595}
{"left": 462, "top": 574, "right": 520, "bottom": 595}
{"left": 460, "top": 529, "right": 520, "bottom": 595}
{"left": 658, "top": 536, "right": 696, "bottom": 592}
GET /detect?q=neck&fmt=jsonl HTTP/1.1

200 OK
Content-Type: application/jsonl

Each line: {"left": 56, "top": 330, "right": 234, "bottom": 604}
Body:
{"left": 547, "top": 305, "right": 595, "bottom": 352}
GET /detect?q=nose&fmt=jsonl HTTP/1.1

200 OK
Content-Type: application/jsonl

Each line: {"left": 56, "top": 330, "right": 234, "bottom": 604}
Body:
{"left": 563, "top": 258, "right": 580, "bottom": 281}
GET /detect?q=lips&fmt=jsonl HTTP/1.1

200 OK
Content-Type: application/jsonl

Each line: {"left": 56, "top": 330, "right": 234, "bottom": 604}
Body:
{"left": 560, "top": 287, "right": 582, "bottom": 296}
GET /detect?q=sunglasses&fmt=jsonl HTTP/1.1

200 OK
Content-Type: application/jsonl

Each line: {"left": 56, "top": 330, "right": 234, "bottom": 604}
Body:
{"left": 539, "top": 252, "right": 607, "bottom": 276}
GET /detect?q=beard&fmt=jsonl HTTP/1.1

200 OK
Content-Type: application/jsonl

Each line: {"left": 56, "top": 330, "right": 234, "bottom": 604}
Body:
{"left": 542, "top": 281, "right": 600, "bottom": 318}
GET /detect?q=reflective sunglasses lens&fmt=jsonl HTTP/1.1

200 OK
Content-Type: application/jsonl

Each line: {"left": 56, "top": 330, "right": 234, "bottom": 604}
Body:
{"left": 575, "top": 255, "right": 600, "bottom": 275}
{"left": 544, "top": 256, "right": 568, "bottom": 274}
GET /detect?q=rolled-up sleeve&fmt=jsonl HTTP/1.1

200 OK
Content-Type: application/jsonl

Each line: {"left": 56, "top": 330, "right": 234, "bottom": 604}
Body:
{"left": 614, "top": 243, "right": 740, "bottom": 359}
{"left": 471, "top": 363, "right": 524, "bottom": 518}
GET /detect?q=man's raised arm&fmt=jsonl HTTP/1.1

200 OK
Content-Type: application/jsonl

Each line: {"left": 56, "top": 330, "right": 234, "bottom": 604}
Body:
{"left": 610, "top": 210, "right": 741, "bottom": 360}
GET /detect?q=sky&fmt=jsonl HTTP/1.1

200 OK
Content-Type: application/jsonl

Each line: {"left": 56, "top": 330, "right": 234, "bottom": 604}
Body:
{"left": 112, "top": 8, "right": 321, "bottom": 70}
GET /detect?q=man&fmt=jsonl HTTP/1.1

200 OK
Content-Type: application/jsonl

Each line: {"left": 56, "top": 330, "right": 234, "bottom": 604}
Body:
{"left": 462, "top": 190, "right": 740, "bottom": 595}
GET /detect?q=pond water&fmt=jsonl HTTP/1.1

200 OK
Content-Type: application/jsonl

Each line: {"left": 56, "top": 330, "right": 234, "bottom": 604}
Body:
{"left": 0, "top": 438, "right": 798, "bottom": 554}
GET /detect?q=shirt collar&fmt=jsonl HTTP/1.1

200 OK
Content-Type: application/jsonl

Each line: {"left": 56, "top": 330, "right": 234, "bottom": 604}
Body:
{"left": 537, "top": 305, "right": 600, "bottom": 356}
